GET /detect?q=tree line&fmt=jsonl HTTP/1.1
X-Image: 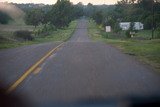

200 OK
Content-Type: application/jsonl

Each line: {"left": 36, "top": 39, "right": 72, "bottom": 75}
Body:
{"left": 25, "top": 0, "right": 84, "bottom": 29}
{"left": 85, "top": 0, "right": 160, "bottom": 33}
{"left": 1, "top": 0, "right": 160, "bottom": 35}
{"left": 0, "top": 0, "right": 84, "bottom": 28}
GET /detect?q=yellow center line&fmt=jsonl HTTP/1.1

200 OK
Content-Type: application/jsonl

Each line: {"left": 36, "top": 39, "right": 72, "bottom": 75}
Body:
{"left": 33, "top": 67, "right": 42, "bottom": 75}
{"left": 6, "top": 43, "right": 64, "bottom": 94}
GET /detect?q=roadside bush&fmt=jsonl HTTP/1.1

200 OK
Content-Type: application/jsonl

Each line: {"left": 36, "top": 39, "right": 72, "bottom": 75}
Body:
{"left": 0, "top": 36, "right": 7, "bottom": 43}
{"left": 125, "top": 30, "right": 131, "bottom": 38}
{"left": 143, "top": 16, "right": 152, "bottom": 30}
{"left": 101, "top": 31, "right": 108, "bottom": 38}
{"left": 155, "top": 27, "right": 160, "bottom": 39}
{"left": 114, "top": 22, "right": 121, "bottom": 33}
{"left": 13, "top": 30, "right": 34, "bottom": 41}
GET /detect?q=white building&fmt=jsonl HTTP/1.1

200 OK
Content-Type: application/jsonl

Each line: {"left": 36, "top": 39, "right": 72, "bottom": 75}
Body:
{"left": 134, "top": 22, "right": 144, "bottom": 30}
{"left": 119, "top": 22, "right": 144, "bottom": 30}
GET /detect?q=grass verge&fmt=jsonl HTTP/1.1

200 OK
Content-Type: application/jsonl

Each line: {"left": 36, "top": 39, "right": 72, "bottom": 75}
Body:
{"left": 88, "top": 20, "right": 160, "bottom": 72}
{"left": 0, "top": 20, "right": 77, "bottom": 49}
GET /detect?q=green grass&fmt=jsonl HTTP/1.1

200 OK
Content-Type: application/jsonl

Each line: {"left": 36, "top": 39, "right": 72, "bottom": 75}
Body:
{"left": 135, "top": 30, "right": 160, "bottom": 39}
{"left": 88, "top": 20, "right": 160, "bottom": 72}
{"left": 0, "top": 20, "right": 77, "bottom": 49}
{"left": 105, "top": 39, "right": 160, "bottom": 70}
{"left": 135, "top": 30, "right": 152, "bottom": 39}
{"left": 88, "top": 20, "right": 103, "bottom": 41}
{"left": 35, "top": 21, "right": 77, "bottom": 42}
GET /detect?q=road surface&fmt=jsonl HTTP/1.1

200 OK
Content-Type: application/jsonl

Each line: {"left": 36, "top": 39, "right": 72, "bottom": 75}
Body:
{"left": 0, "top": 19, "right": 160, "bottom": 104}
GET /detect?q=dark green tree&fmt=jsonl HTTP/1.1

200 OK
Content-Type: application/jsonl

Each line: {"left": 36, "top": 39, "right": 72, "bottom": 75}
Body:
{"left": 84, "top": 3, "right": 95, "bottom": 17}
{"left": 25, "top": 9, "right": 44, "bottom": 28}
{"left": 50, "top": 0, "right": 74, "bottom": 28}
{"left": 92, "top": 11, "right": 104, "bottom": 25}
{"left": 73, "top": 2, "right": 84, "bottom": 19}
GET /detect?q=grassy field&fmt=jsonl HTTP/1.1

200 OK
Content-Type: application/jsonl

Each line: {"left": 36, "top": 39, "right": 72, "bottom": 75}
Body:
{"left": 0, "top": 20, "right": 77, "bottom": 49}
{"left": 88, "top": 20, "right": 160, "bottom": 72}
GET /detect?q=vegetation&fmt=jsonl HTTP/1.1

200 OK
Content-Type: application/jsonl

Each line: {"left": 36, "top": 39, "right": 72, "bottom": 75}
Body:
{"left": 25, "top": 9, "right": 44, "bottom": 28}
{"left": 13, "top": 30, "right": 34, "bottom": 41}
{"left": 24, "top": 0, "right": 83, "bottom": 29}
{"left": 0, "top": 0, "right": 83, "bottom": 49}
{"left": 87, "top": 0, "right": 160, "bottom": 71}
{"left": 0, "top": 20, "right": 77, "bottom": 49}
{"left": 85, "top": 0, "right": 160, "bottom": 39}
{"left": 105, "top": 39, "right": 160, "bottom": 71}
{"left": 88, "top": 19, "right": 160, "bottom": 71}
{"left": 49, "top": 0, "right": 73, "bottom": 28}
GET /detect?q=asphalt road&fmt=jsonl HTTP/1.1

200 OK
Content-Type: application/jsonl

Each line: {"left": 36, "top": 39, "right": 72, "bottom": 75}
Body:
{"left": 0, "top": 19, "right": 160, "bottom": 104}
{"left": 0, "top": 42, "right": 62, "bottom": 88}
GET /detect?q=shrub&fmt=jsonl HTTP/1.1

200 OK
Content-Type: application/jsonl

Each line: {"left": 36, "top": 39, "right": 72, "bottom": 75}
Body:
{"left": 155, "top": 27, "right": 160, "bottom": 39}
{"left": 13, "top": 30, "right": 34, "bottom": 41}
{"left": 114, "top": 22, "right": 121, "bottom": 33}
{"left": 125, "top": 30, "right": 131, "bottom": 38}
{"left": 0, "top": 36, "right": 7, "bottom": 43}
{"left": 101, "top": 31, "right": 108, "bottom": 38}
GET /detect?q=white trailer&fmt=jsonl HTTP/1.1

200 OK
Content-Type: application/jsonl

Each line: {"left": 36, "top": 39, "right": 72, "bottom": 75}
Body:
{"left": 119, "top": 22, "right": 144, "bottom": 30}
{"left": 134, "top": 22, "right": 144, "bottom": 30}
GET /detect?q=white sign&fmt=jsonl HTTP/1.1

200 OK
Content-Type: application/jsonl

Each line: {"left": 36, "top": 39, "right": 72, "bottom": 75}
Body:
{"left": 106, "top": 26, "right": 111, "bottom": 32}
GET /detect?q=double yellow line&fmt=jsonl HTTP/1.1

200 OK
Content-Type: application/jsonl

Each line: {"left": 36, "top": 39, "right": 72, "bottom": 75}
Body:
{"left": 6, "top": 43, "right": 64, "bottom": 94}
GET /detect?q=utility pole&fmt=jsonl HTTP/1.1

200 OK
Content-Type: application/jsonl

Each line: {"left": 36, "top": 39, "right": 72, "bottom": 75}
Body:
{"left": 152, "top": 0, "right": 155, "bottom": 39}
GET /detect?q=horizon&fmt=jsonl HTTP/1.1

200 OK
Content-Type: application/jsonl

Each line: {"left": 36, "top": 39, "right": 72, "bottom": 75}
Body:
{"left": 0, "top": 0, "right": 118, "bottom": 5}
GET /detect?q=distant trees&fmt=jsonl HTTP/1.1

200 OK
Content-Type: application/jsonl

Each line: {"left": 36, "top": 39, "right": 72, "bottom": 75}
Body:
{"left": 86, "top": 0, "right": 160, "bottom": 32}
{"left": 73, "top": 2, "right": 84, "bottom": 19}
{"left": 84, "top": 3, "right": 95, "bottom": 17}
{"left": 25, "top": 9, "right": 44, "bottom": 28}
{"left": 24, "top": 0, "right": 84, "bottom": 29}
{"left": 49, "top": 0, "right": 73, "bottom": 28}
{"left": 92, "top": 11, "right": 104, "bottom": 25}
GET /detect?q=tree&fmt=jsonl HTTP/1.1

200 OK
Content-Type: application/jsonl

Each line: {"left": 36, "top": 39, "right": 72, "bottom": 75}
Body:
{"left": 92, "top": 11, "right": 104, "bottom": 25}
{"left": 50, "top": 0, "right": 74, "bottom": 28}
{"left": 41, "top": 10, "right": 51, "bottom": 31}
{"left": 117, "top": 0, "right": 137, "bottom": 4}
{"left": 84, "top": 3, "right": 95, "bottom": 17}
{"left": 25, "top": 9, "right": 44, "bottom": 28}
{"left": 138, "top": 0, "right": 154, "bottom": 11}
{"left": 73, "top": 2, "right": 84, "bottom": 19}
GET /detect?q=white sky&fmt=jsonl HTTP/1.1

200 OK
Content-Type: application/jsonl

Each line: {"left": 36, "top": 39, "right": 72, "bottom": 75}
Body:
{"left": 0, "top": 0, "right": 118, "bottom": 5}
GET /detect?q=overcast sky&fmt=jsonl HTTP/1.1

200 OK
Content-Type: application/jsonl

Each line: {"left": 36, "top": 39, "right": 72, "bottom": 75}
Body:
{"left": 0, "top": 0, "right": 118, "bottom": 5}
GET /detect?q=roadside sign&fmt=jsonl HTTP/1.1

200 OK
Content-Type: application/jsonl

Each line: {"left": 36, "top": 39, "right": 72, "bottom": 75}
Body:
{"left": 106, "top": 26, "right": 111, "bottom": 32}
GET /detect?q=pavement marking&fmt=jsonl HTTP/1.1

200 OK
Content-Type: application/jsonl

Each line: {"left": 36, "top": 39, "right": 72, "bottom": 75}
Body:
{"left": 49, "top": 53, "right": 57, "bottom": 59}
{"left": 6, "top": 43, "right": 64, "bottom": 94}
{"left": 33, "top": 67, "right": 42, "bottom": 75}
